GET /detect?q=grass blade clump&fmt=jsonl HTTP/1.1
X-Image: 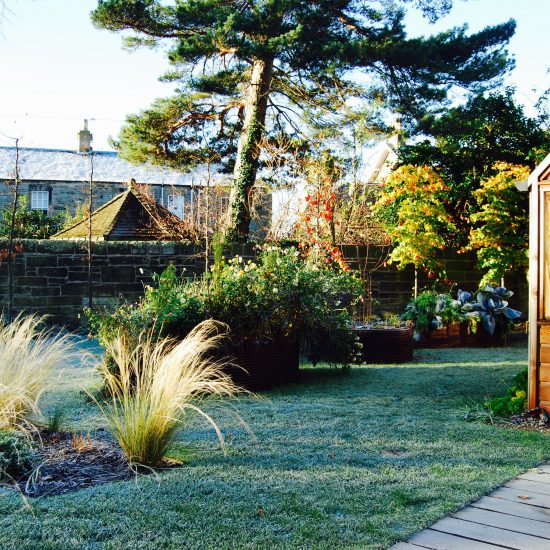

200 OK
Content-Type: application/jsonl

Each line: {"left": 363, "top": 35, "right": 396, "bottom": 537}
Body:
{"left": 97, "top": 320, "right": 243, "bottom": 467}
{"left": 0, "top": 314, "right": 80, "bottom": 429}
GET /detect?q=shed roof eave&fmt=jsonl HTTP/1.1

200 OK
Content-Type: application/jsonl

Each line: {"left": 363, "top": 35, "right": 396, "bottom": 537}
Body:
{"left": 528, "top": 153, "right": 550, "bottom": 188}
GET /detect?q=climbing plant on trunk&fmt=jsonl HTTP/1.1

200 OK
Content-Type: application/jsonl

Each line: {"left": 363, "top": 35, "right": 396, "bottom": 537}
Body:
{"left": 92, "top": 0, "right": 515, "bottom": 242}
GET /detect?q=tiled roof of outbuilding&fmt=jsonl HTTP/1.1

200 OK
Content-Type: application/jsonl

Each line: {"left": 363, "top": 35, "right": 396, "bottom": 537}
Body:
{"left": 51, "top": 187, "right": 195, "bottom": 241}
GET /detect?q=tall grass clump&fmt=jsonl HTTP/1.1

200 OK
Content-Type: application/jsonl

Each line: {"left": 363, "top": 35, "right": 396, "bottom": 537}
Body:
{"left": 97, "top": 320, "right": 243, "bottom": 467}
{"left": 0, "top": 314, "right": 80, "bottom": 429}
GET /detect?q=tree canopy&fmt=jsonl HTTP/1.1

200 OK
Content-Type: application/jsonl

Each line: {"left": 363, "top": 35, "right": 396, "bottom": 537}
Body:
{"left": 92, "top": 0, "right": 516, "bottom": 241}
{"left": 400, "top": 89, "right": 550, "bottom": 200}
{"left": 375, "top": 90, "right": 550, "bottom": 282}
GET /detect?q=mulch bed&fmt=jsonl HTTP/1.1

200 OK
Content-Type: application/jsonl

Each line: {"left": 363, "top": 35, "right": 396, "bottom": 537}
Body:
{"left": 3, "top": 430, "right": 181, "bottom": 498}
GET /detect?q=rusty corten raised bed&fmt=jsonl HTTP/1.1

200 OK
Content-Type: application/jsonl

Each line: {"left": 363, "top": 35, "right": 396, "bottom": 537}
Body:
{"left": 353, "top": 327, "right": 414, "bottom": 364}
{"left": 414, "top": 323, "right": 463, "bottom": 348}
{"left": 224, "top": 338, "right": 300, "bottom": 391}
{"left": 415, "top": 322, "right": 505, "bottom": 348}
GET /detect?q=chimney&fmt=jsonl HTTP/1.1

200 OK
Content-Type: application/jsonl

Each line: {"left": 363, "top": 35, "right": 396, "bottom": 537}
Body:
{"left": 78, "top": 119, "right": 93, "bottom": 152}
{"left": 387, "top": 114, "right": 402, "bottom": 150}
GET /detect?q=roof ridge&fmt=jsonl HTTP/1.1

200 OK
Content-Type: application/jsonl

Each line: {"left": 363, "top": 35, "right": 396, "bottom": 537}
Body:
{"left": 0, "top": 146, "right": 117, "bottom": 155}
{"left": 104, "top": 190, "right": 134, "bottom": 235}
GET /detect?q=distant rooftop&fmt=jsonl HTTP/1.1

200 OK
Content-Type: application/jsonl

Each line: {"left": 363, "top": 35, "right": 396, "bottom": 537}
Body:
{"left": 0, "top": 146, "right": 226, "bottom": 187}
{"left": 51, "top": 187, "right": 195, "bottom": 241}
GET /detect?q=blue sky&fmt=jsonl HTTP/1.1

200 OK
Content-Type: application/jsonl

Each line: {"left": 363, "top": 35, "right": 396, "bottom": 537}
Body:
{"left": 0, "top": 0, "right": 547, "bottom": 151}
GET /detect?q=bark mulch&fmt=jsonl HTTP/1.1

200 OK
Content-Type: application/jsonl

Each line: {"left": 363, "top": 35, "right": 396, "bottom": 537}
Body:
{"left": 3, "top": 429, "right": 181, "bottom": 498}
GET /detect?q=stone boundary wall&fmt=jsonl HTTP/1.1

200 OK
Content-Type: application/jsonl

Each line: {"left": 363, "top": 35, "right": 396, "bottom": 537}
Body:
{"left": 0, "top": 240, "right": 255, "bottom": 326}
{"left": 0, "top": 240, "right": 527, "bottom": 326}
{"left": 341, "top": 245, "right": 528, "bottom": 319}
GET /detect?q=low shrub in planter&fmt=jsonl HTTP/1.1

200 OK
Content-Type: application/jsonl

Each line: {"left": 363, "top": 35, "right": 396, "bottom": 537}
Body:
{"left": 458, "top": 285, "right": 522, "bottom": 336}
{"left": 401, "top": 290, "right": 463, "bottom": 335}
{"left": 88, "top": 246, "right": 363, "bottom": 371}
{"left": 402, "top": 285, "right": 522, "bottom": 342}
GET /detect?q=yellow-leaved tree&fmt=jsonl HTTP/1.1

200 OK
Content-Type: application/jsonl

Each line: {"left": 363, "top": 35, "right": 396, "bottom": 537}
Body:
{"left": 373, "top": 165, "right": 457, "bottom": 278}
{"left": 467, "top": 163, "right": 530, "bottom": 285}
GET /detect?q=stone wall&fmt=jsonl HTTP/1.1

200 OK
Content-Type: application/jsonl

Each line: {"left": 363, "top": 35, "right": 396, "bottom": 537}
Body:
{"left": 0, "top": 240, "right": 527, "bottom": 326}
{"left": 0, "top": 240, "right": 255, "bottom": 326}
{"left": 341, "top": 245, "right": 527, "bottom": 318}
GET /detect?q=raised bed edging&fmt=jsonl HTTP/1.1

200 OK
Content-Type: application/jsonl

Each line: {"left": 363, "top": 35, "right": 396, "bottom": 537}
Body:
{"left": 353, "top": 327, "right": 414, "bottom": 364}
{"left": 414, "top": 322, "right": 505, "bottom": 348}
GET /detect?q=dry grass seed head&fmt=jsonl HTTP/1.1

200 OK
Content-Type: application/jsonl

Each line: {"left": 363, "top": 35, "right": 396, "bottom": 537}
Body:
{"left": 0, "top": 314, "right": 83, "bottom": 430}
{"left": 97, "top": 320, "right": 245, "bottom": 467}
{"left": 71, "top": 433, "right": 95, "bottom": 453}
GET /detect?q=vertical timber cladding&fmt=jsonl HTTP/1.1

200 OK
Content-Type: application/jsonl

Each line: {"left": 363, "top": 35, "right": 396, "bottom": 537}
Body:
{"left": 539, "top": 326, "right": 550, "bottom": 410}
{"left": 528, "top": 154, "right": 550, "bottom": 411}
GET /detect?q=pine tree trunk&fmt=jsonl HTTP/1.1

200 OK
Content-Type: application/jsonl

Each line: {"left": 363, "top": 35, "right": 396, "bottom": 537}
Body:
{"left": 225, "top": 57, "right": 274, "bottom": 243}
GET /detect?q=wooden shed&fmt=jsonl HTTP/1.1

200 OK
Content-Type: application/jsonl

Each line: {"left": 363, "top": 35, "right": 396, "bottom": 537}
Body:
{"left": 528, "top": 153, "right": 550, "bottom": 411}
{"left": 51, "top": 183, "right": 195, "bottom": 241}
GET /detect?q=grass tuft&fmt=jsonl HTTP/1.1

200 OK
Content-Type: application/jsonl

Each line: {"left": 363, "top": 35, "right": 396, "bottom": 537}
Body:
{"left": 96, "top": 320, "right": 243, "bottom": 467}
{"left": 0, "top": 314, "right": 81, "bottom": 429}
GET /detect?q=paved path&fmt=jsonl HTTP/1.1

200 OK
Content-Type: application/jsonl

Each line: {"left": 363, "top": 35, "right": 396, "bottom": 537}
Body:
{"left": 390, "top": 465, "right": 550, "bottom": 549}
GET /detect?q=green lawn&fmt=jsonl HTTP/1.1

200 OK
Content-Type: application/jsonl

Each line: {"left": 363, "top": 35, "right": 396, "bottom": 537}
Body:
{"left": 1, "top": 342, "right": 548, "bottom": 550}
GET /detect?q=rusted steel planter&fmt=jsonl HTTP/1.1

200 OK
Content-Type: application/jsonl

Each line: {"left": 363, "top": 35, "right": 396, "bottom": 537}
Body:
{"left": 414, "top": 323, "right": 463, "bottom": 348}
{"left": 353, "top": 327, "right": 414, "bottom": 364}
{"left": 415, "top": 322, "right": 505, "bottom": 348}
{"left": 224, "top": 338, "right": 300, "bottom": 391}
{"left": 461, "top": 325, "right": 506, "bottom": 348}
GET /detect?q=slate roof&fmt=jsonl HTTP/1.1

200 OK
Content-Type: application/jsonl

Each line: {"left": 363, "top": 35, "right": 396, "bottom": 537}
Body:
{"left": 0, "top": 146, "right": 225, "bottom": 186}
{"left": 51, "top": 187, "right": 195, "bottom": 241}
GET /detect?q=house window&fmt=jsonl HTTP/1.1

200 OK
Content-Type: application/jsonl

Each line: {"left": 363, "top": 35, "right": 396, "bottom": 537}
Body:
{"left": 167, "top": 194, "right": 185, "bottom": 219}
{"left": 30, "top": 190, "right": 49, "bottom": 212}
{"left": 220, "top": 196, "right": 230, "bottom": 213}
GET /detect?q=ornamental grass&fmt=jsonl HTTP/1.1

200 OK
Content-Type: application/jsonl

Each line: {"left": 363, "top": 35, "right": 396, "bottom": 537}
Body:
{"left": 96, "top": 320, "right": 242, "bottom": 467}
{"left": 0, "top": 314, "right": 80, "bottom": 429}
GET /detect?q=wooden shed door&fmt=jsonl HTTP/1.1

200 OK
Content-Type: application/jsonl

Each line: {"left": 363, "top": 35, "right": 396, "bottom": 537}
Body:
{"left": 536, "top": 186, "right": 550, "bottom": 410}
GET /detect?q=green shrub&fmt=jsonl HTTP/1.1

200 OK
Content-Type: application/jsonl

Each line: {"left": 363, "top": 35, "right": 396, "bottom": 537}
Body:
{"left": 401, "top": 290, "right": 463, "bottom": 333}
{"left": 0, "top": 196, "right": 66, "bottom": 239}
{"left": 484, "top": 368, "right": 527, "bottom": 417}
{"left": 88, "top": 245, "right": 362, "bottom": 366}
{"left": 0, "top": 429, "right": 36, "bottom": 480}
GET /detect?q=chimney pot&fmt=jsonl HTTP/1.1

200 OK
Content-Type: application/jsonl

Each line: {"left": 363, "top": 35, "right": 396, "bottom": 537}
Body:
{"left": 78, "top": 119, "right": 93, "bottom": 152}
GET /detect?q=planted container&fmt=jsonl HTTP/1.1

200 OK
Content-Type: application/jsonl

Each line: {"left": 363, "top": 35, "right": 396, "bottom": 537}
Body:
{"left": 224, "top": 338, "right": 300, "bottom": 391}
{"left": 353, "top": 326, "right": 413, "bottom": 364}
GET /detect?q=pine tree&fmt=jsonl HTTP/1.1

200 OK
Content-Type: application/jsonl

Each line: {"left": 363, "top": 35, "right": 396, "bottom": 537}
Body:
{"left": 92, "top": 0, "right": 515, "bottom": 241}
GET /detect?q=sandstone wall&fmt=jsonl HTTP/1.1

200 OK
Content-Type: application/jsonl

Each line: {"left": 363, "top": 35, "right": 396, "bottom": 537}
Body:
{"left": 0, "top": 240, "right": 527, "bottom": 326}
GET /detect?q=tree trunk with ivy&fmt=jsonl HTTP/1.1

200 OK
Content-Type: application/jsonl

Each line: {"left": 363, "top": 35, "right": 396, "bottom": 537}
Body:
{"left": 92, "top": 0, "right": 516, "bottom": 244}
{"left": 225, "top": 58, "right": 273, "bottom": 243}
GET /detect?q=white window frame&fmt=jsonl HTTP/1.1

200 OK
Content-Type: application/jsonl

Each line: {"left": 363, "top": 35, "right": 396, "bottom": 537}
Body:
{"left": 30, "top": 190, "right": 49, "bottom": 212}
{"left": 167, "top": 194, "right": 186, "bottom": 219}
{"left": 220, "top": 196, "right": 230, "bottom": 212}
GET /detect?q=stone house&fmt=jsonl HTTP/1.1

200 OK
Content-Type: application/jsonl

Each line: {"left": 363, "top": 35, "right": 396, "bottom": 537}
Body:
{"left": 0, "top": 121, "right": 270, "bottom": 236}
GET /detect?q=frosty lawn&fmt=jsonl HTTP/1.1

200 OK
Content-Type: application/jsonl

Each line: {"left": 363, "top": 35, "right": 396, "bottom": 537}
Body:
{"left": 1, "top": 342, "right": 548, "bottom": 550}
